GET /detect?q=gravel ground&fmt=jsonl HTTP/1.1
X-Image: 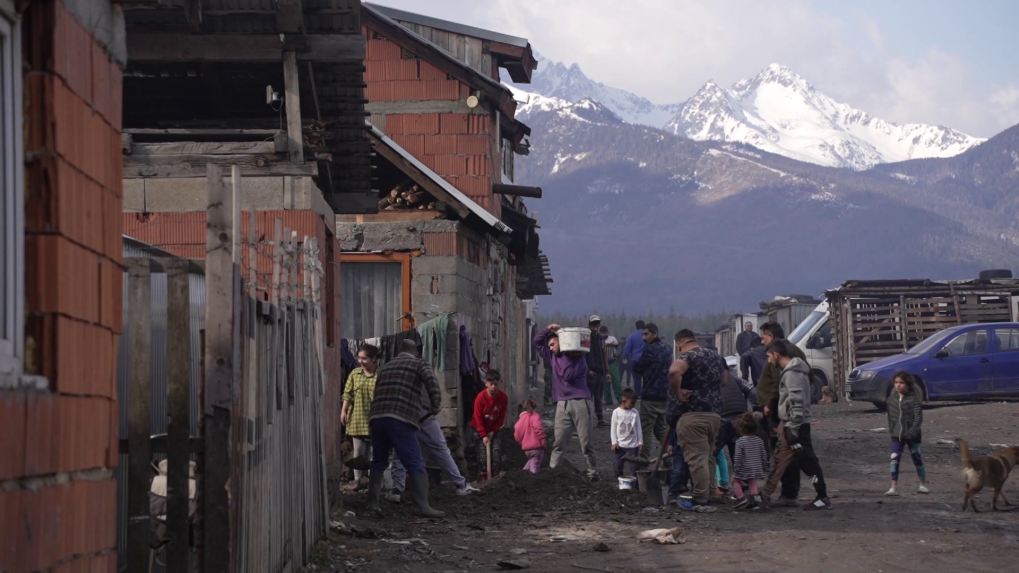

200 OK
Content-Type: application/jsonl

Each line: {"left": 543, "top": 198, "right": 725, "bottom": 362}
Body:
{"left": 319, "top": 396, "right": 1019, "bottom": 573}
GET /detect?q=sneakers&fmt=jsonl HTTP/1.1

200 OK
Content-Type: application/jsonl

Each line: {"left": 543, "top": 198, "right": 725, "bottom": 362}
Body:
{"left": 917, "top": 484, "right": 931, "bottom": 494}
{"left": 734, "top": 495, "right": 762, "bottom": 511}
{"left": 677, "top": 497, "right": 717, "bottom": 513}
{"left": 803, "top": 497, "right": 832, "bottom": 510}
{"left": 885, "top": 486, "right": 899, "bottom": 496}
{"left": 457, "top": 484, "right": 480, "bottom": 496}
{"left": 384, "top": 489, "right": 402, "bottom": 503}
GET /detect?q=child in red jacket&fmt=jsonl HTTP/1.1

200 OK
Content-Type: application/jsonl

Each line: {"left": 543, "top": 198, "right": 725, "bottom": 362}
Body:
{"left": 471, "top": 370, "right": 508, "bottom": 479}
{"left": 514, "top": 399, "right": 546, "bottom": 474}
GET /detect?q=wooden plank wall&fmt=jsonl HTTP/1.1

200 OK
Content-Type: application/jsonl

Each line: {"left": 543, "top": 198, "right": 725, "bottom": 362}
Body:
{"left": 395, "top": 20, "right": 491, "bottom": 78}
{"left": 829, "top": 286, "right": 1017, "bottom": 397}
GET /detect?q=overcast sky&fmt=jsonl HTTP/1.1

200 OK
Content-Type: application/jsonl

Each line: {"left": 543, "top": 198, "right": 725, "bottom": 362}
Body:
{"left": 373, "top": 0, "right": 1019, "bottom": 138}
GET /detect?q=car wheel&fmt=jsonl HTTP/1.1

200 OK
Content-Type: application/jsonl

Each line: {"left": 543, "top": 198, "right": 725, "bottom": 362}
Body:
{"left": 914, "top": 377, "right": 929, "bottom": 403}
{"left": 871, "top": 401, "right": 887, "bottom": 412}
{"left": 811, "top": 370, "right": 831, "bottom": 404}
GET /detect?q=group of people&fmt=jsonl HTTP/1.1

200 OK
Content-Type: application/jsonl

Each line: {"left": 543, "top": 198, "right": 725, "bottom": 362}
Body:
{"left": 340, "top": 340, "right": 480, "bottom": 518}
{"left": 535, "top": 318, "right": 838, "bottom": 511}
{"left": 341, "top": 317, "right": 931, "bottom": 520}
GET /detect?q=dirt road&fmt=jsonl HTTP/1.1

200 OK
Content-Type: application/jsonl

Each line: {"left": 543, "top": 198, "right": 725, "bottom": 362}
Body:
{"left": 321, "top": 399, "right": 1019, "bottom": 572}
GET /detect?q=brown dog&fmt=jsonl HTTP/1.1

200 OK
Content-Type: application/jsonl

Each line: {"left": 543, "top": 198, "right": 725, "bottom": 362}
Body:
{"left": 959, "top": 439, "right": 1019, "bottom": 512}
{"left": 819, "top": 386, "right": 835, "bottom": 405}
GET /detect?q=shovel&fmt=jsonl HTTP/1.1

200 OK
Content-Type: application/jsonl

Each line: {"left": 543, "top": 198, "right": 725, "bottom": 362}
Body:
{"left": 643, "top": 429, "right": 674, "bottom": 506}
{"left": 486, "top": 441, "right": 493, "bottom": 480}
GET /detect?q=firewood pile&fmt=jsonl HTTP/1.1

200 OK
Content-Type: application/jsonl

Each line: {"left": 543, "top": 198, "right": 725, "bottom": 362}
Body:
{"left": 378, "top": 180, "right": 440, "bottom": 211}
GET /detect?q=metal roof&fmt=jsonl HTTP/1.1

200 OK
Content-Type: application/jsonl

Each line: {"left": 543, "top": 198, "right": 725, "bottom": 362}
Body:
{"left": 366, "top": 122, "right": 512, "bottom": 236}
{"left": 365, "top": 3, "right": 529, "bottom": 47}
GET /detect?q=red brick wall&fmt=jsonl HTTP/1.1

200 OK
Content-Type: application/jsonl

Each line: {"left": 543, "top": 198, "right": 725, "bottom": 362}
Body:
{"left": 363, "top": 26, "right": 501, "bottom": 218}
{"left": 122, "top": 211, "right": 347, "bottom": 469}
{"left": 1, "top": 1, "right": 123, "bottom": 572}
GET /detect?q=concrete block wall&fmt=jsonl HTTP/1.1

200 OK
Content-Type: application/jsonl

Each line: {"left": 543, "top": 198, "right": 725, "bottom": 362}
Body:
{"left": 2, "top": 1, "right": 125, "bottom": 571}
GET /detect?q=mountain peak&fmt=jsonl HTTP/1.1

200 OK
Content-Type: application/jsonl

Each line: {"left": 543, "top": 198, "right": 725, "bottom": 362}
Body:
{"left": 749, "top": 63, "right": 812, "bottom": 92}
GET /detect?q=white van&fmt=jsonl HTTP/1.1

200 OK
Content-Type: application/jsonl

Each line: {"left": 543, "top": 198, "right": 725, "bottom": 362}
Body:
{"left": 785, "top": 301, "right": 834, "bottom": 402}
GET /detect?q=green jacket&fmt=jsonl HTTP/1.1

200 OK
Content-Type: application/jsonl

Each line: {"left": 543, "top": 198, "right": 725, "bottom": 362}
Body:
{"left": 758, "top": 340, "right": 806, "bottom": 407}
{"left": 887, "top": 389, "right": 923, "bottom": 442}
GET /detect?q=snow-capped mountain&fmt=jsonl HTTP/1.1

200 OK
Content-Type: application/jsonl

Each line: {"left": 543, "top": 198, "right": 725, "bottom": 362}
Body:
{"left": 507, "top": 56, "right": 984, "bottom": 170}
{"left": 506, "top": 53, "right": 680, "bottom": 127}
{"left": 506, "top": 84, "right": 624, "bottom": 126}
{"left": 666, "top": 64, "right": 985, "bottom": 170}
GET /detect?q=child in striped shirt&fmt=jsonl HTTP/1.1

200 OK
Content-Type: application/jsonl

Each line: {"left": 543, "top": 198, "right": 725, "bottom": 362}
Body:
{"left": 732, "top": 412, "right": 769, "bottom": 510}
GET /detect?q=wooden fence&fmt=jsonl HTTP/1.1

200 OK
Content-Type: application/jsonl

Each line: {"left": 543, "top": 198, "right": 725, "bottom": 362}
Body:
{"left": 118, "top": 165, "right": 329, "bottom": 573}
{"left": 827, "top": 279, "right": 1019, "bottom": 396}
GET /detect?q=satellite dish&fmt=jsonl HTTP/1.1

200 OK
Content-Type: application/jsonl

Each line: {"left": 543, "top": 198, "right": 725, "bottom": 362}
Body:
{"left": 466, "top": 95, "right": 480, "bottom": 108}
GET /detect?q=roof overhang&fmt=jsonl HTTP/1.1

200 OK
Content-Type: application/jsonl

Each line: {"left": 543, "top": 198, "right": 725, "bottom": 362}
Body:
{"left": 362, "top": 3, "right": 529, "bottom": 137}
{"left": 366, "top": 2, "right": 537, "bottom": 83}
{"left": 366, "top": 121, "right": 512, "bottom": 237}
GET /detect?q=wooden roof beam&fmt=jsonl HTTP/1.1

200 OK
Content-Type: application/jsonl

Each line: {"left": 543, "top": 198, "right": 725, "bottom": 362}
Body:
{"left": 493, "top": 183, "right": 541, "bottom": 198}
{"left": 127, "top": 33, "right": 365, "bottom": 62}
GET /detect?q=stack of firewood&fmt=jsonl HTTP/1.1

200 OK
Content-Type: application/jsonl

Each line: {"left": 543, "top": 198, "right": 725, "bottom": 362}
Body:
{"left": 378, "top": 181, "right": 439, "bottom": 211}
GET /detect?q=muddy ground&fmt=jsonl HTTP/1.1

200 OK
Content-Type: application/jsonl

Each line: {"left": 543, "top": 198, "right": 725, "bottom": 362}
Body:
{"left": 318, "top": 395, "right": 1019, "bottom": 573}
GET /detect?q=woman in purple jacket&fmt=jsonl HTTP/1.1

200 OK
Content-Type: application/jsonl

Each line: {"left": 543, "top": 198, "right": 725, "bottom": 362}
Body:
{"left": 533, "top": 324, "right": 599, "bottom": 480}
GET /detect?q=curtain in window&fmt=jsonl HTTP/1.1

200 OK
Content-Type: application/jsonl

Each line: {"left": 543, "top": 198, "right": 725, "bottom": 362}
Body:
{"left": 341, "top": 262, "right": 403, "bottom": 340}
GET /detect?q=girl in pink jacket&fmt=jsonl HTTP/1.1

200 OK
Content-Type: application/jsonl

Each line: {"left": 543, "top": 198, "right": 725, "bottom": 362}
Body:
{"left": 514, "top": 400, "right": 546, "bottom": 474}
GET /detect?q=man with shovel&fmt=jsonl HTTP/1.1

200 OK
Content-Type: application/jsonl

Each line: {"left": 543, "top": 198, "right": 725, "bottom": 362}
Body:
{"left": 534, "top": 324, "right": 599, "bottom": 481}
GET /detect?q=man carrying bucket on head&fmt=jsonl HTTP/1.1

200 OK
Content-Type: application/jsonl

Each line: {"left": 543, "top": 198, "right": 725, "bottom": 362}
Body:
{"left": 533, "top": 324, "right": 599, "bottom": 481}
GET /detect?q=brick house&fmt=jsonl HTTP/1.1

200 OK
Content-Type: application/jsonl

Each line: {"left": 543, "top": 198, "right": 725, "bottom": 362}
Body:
{"left": 336, "top": 5, "right": 551, "bottom": 440}
{"left": 1, "top": 0, "right": 125, "bottom": 571}
{"left": 117, "top": 0, "right": 369, "bottom": 473}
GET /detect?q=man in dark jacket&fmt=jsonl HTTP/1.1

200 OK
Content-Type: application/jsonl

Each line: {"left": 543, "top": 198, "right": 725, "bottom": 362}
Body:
{"left": 586, "top": 315, "right": 610, "bottom": 427}
{"left": 634, "top": 323, "right": 671, "bottom": 458}
{"left": 622, "top": 320, "right": 647, "bottom": 395}
{"left": 736, "top": 321, "right": 761, "bottom": 357}
{"left": 740, "top": 339, "right": 767, "bottom": 386}
{"left": 757, "top": 322, "right": 808, "bottom": 505}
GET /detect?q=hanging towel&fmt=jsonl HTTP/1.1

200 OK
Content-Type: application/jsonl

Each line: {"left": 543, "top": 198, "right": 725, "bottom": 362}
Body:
{"left": 459, "top": 325, "right": 477, "bottom": 376}
{"left": 416, "top": 314, "right": 452, "bottom": 372}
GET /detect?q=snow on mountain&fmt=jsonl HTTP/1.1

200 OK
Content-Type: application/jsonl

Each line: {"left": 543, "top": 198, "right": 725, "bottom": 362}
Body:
{"left": 665, "top": 64, "right": 985, "bottom": 170}
{"left": 508, "top": 55, "right": 983, "bottom": 170}
{"left": 506, "top": 84, "right": 624, "bottom": 125}
{"left": 504, "top": 53, "right": 681, "bottom": 127}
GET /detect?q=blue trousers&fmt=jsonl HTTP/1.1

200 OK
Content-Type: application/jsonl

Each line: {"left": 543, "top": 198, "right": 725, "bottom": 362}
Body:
{"left": 370, "top": 417, "right": 426, "bottom": 475}
{"left": 670, "top": 445, "right": 690, "bottom": 496}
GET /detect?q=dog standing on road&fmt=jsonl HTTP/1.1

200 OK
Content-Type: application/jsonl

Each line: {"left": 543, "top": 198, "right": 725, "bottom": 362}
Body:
{"left": 958, "top": 439, "right": 1019, "bottom": 512}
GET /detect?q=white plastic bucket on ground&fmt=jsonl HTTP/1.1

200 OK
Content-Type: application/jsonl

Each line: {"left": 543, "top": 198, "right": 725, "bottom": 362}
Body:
{"left": 558, "top": 327, "right": 591, "bottom": 353}
{"left": 618, "top": 476, "right": 637, "bottom": 490}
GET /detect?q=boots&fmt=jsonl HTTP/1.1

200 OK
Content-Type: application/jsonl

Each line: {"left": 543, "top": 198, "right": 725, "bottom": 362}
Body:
{"left": 367, "top": 470, "right": 385, "bottom": 515}
{"left": 407, "top": 472, "right": 444, "bottom": 518}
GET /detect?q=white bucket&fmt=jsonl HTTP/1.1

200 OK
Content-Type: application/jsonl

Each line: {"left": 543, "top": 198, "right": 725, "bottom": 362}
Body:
{"left": 618, "top": 476, "right": 637, "bottom": 491}
{"left": 558, "top": 327, "right": 591, "bottom": 353}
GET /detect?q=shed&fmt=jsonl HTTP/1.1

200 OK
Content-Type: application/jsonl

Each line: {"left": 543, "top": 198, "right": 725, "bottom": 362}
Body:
{"left": 760, "top": 294, "right": 823, "bottom": 337}
{"left": 825, "top": 278, "right": 1019, "bottom": 395}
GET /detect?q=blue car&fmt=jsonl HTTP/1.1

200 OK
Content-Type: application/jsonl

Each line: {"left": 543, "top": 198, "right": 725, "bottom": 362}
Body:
{"left": 846, "top": 322, "right": 1019, "bottom": 409}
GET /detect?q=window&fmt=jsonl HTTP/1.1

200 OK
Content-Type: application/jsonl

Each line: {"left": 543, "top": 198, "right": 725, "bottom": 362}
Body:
{"left": 995, "top": 328, "right": 1019, "bottom": 352}
{"left": 0, "top": 1, "right": 23, "bottom": 382}
{"left": 339, "top": 253, "right": 412, "bottom": 339}
{"left": 942, "top": 329, "right": 989, "bottom": 357}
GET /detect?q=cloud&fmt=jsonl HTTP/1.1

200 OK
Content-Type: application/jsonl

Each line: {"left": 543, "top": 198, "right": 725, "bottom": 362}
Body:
{"left": 374, "top": 0, "right": 1019, "bottom": 137}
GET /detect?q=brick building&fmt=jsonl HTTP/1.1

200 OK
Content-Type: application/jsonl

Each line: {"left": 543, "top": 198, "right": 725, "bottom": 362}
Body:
{"left": 337, "top": 5, "right": 551, "bottom": 439}
{"left": 118, "top": 0, "right": 369, "bottom": 473}
{"left": 2, "top": 0, "right": 125, "bottom": 571}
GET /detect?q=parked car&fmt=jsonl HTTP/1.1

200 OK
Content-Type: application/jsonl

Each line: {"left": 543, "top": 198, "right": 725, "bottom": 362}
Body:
{"left": 846, "top": 322, "right": 1019, "bottom": 409}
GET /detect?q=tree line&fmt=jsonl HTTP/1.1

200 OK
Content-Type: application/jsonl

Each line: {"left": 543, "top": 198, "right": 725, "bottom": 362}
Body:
{"left": 537, "top": 308, "right": 731, "bottom": 341}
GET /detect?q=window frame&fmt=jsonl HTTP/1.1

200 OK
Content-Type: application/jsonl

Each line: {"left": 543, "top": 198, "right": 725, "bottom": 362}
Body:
{"left": 994, "top": 327, "right": 1019, "bottom": 353}
{"left": 942, "top": 329, "right": 990, "bottom": 357}
{"left": 339, "top": 252, "right": 413, "bottom": 332}
{"left": 0, "top": 0, "right": 23, "bottom": 385}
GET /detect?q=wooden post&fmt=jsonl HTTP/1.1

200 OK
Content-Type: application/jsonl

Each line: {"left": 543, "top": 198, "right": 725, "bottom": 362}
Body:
{"left": 204, "top": 163, "right": 235, "bottom": 573}
{"left": 283, "top": 51, "right": 305, "bottom": 164}
{"left": 126, "top": 258, "right": 153, "bottom": 573}
{"left": 164, "top": 258, "right": 192, "bottom": 573}
{"left": 271, "top": 219, "right": 283, "bottom": 413}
